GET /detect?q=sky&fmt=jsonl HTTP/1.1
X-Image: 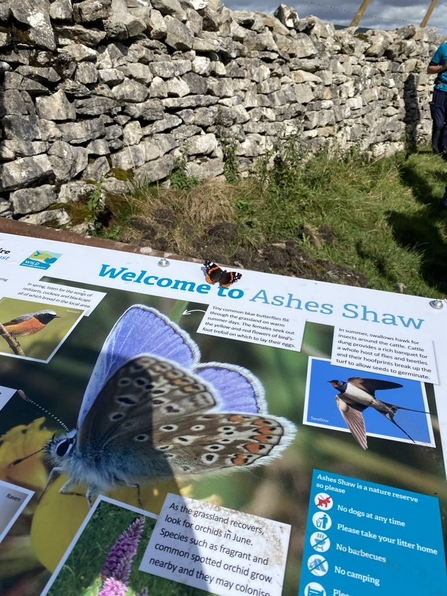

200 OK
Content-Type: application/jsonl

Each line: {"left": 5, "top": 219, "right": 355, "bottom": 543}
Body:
{"left": 224, "top": 0, "right": 447, "bottom": 34}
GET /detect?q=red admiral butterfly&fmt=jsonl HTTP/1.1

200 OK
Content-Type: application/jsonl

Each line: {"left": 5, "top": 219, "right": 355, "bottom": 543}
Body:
{"left": 204, "top": 260, "right": 242, "bottom": 287}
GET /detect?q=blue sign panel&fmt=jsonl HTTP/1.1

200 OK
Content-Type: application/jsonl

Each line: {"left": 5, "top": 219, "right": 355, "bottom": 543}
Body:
{"left": 299, "top": 469, "right": 447, "bottom": 596}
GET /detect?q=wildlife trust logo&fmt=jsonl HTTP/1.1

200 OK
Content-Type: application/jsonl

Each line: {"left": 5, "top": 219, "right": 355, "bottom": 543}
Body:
{"left": 20, "top": 249, "right": 62, "bottom": 270}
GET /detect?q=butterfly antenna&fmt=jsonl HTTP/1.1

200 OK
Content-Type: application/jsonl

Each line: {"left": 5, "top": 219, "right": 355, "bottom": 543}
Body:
{"left": 18, "top": 389, "right": 69, "bottom": 432}
{"left": 9, "top": 446, "right": 45, "bottom": 467}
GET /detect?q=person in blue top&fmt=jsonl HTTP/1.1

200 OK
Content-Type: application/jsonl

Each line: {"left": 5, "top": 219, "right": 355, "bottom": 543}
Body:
{"left": 427, "top": 42, "right": 447, "bottom": 158}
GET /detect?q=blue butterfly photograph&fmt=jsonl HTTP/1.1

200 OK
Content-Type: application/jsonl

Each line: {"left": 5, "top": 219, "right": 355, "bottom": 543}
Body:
{"left": 44, "top": 303, "right": 297, "bottom": 505}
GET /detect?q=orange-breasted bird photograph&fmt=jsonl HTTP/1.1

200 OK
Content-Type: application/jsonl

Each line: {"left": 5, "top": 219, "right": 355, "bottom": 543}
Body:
{"left": 1, "top": 310, "right": 60, "bottom": 337}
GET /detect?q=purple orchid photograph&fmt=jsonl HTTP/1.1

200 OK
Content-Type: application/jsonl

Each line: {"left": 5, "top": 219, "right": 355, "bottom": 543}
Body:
{"left": 44, "top": 498, "right": 212, "bottom": 596}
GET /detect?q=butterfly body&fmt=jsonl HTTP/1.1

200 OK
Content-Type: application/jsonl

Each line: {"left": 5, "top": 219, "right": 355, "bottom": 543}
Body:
{"left": 44, "top": 306, "right": 295, "bottom": 505}
{"left": 204, "top": 260, "right": 242, "bottom": 287}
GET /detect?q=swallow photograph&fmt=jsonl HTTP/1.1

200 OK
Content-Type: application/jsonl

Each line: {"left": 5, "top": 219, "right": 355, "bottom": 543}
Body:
{"left": 0, "top": 298, "right": 84, "bottom": 362}
{"left": 304, "top": 358, "right": 434, "bottom": 448}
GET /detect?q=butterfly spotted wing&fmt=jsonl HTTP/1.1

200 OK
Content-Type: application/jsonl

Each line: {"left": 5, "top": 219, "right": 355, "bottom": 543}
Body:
{"left": 80, "top": 305, "right": 200, "bottom": 427}
{"left": 204, "top": 260, "right": 242, "bottom": 287}
{"left": 80, "top": 306, "right": 263, "bottom": 426}
{"left": 76, "top": 354, "right": 294, "bottom": 486}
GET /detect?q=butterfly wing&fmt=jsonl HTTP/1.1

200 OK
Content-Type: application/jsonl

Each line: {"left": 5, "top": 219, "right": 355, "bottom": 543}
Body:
{"left": 79, "top": 305, "right": 200, "bottom": 427}
{"left": 218, "top": 271, "right": 242, "bottom": 287}
{"left": 76, "top": 355, "right": 295, "bottom": 484}
{"left": 77, "top": 354, "right": 218, "bottom": 480}
{"left": 204, "top": 261, "right": 222, "bottom": 284}
{"left": 157, "top": 411, "right": 295, "bottom": 474}
{"left": 204, "top": 261, "right": 242, "bottom": 286}
{"left": 195, "top": 363, "right": 267, "bottom": 414}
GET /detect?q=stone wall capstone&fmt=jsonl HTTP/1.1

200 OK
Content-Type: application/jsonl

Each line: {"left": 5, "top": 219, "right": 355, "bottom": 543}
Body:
{"left": 0, "top": 0, "right": 443, "bottom": 228}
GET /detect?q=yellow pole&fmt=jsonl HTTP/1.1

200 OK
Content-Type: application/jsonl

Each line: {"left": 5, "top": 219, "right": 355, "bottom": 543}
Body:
{"left": 350, "top": 0, "right": 372, "bottom": 28}
{"left": 421, "top": 0, "right": 439, "bottom": 27}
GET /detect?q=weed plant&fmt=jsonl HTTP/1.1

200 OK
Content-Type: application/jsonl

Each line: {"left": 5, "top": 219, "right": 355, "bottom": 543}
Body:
{"left": 88, "top": 140, "right": 447, "bottom": 298}
{"left": 170, "top": 156, "right": 201, "bottom": 191}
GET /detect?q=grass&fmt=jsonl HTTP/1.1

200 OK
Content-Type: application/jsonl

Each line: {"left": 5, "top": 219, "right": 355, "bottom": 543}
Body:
{"left": 86, "top": 139, "right": 447, "bottom": 298}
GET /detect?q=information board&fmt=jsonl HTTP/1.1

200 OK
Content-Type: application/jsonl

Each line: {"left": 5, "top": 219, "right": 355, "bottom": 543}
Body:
{"left": 0, "top": 227, "right": 446, "bottom": 595}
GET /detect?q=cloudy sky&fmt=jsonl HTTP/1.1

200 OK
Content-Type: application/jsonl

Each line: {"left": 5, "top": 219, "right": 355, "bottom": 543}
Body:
{"left": 224, "top": 0, "right": 447, "bottom": 34}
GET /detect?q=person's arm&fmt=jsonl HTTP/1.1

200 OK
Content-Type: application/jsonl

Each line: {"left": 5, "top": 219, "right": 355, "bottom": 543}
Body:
{"left": 428, "top": 62, "right": 447, "bottom": 74}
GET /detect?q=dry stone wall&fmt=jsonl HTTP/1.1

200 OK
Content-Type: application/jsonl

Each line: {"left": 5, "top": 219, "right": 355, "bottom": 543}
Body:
{"left": 0, "top": 0, "right": 443, "bottom": 227}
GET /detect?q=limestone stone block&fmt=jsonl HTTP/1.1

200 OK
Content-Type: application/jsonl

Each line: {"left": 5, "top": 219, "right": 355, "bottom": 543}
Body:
{"left": 10, "top": 185, "right": 56, "bottom": 215}
{"left": 36, "top": 90, "right": 76, "bottom": 121}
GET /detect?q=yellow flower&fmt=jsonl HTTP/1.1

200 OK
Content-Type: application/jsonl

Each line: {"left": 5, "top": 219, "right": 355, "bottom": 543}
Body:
{"left": 31, "top": 475, "right": 183, "bottom": 572}
{"left": 0, "top": 418, "right": 53, "bottom": 491}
